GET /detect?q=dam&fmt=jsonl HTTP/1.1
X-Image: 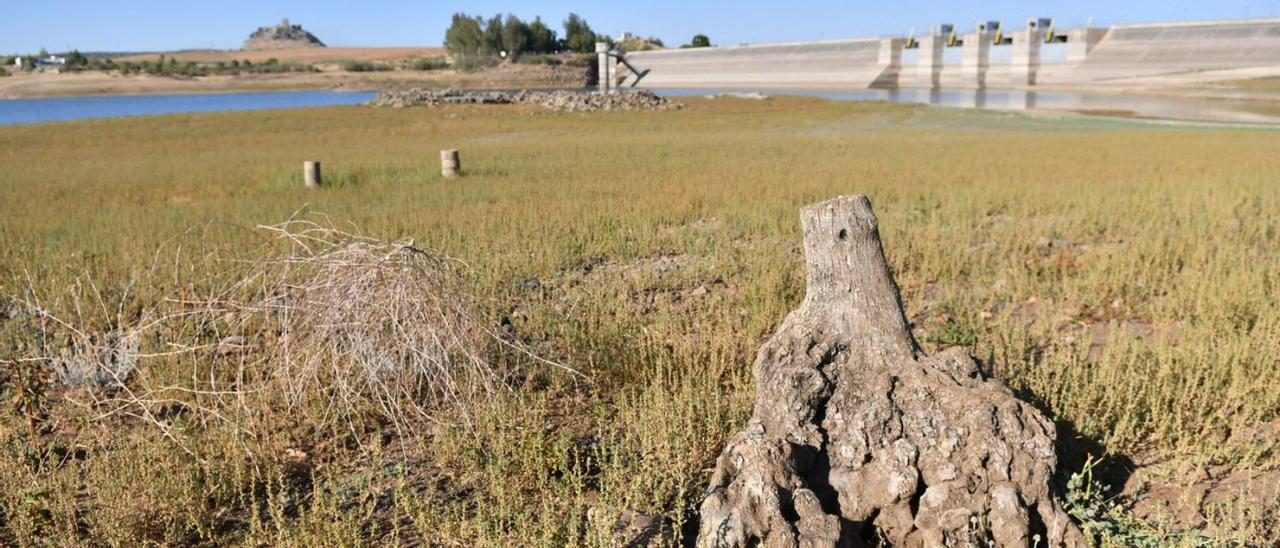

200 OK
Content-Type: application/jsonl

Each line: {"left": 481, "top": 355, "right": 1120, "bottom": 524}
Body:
{"left": 603, "top": 17, "right": 1280, "bottom": 91}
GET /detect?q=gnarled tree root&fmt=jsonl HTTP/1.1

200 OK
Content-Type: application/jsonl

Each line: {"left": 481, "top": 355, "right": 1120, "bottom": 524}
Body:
{"left": 697, "top": 196, "right": 1086, "bottom": 547}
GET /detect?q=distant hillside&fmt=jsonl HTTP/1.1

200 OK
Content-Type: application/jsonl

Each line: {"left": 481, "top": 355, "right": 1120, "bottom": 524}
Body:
{"left": 244, "top": 18, "right": 325, "bottom": 51}
{"left": 111, "top": 47, "right": 444, "bottom": 65}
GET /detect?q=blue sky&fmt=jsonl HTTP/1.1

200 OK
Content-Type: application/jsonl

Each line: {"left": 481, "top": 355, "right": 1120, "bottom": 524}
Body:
{"left": 3, "top": 1, "right": 1278, "bottom": 54}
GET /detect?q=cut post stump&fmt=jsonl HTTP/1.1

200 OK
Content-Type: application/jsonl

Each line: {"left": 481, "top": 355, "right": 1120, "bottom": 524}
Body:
{"left": 303, "top": 161, "right": 321, "bottom": 189}
{"left": 696, "top": 195, "right": 1086, "bottom": 547}
{"left": 441, "top": 149, "right": 461, "bottom": 178}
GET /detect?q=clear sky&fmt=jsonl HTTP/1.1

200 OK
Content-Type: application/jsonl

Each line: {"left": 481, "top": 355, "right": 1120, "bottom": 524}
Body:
{"left": 4, "top": 1, "right": 1279, "bottom": 54}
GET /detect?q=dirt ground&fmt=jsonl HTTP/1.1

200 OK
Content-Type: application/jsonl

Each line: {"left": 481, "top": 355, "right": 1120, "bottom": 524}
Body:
{"left": 111, "top": 47, "right": 446, "bottom": 64}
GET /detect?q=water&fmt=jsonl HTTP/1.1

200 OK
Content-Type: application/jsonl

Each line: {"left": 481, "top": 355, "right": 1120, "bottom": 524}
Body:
{"left": 657, "top": 88, "right": 1280, "bottom": 126}
{"left": 3, "top": 87, "right": 1276, "bottom": 127}
{"left": 0, "top": 90, "right": 378, "bottom": 126}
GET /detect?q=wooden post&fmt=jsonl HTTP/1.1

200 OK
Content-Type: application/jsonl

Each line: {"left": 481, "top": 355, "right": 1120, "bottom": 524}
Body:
{"left": 441, "top": 149, "right": 461, "bottom": 178}
{"left": 303, "top": 161, "right": 321, "bottom": 189}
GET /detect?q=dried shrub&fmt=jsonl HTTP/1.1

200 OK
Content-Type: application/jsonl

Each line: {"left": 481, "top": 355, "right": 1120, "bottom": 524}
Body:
{"left": 211, "top": 220, "right": 535, "bottom": 427}
{"left": 5, "top": 218, "right": 569, "bottom": 441}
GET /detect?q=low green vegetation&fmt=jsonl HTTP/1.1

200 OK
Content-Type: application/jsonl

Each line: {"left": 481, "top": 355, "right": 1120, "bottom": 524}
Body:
{"left": 406, "top": 56, "right": 449, "bottom": 71}
{"left": 1, "top": 98, "right": 1278, "bottom": 545}
{"left": 340, "top": 59, "right": 393, "bottom": 72}
{"left": 93, "top": 55, "right": 320, "bottom": 77}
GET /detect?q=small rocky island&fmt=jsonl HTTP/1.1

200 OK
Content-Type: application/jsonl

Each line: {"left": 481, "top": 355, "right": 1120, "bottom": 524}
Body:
{"left": 243, "top": 18, "right": 325, "bottom": 51}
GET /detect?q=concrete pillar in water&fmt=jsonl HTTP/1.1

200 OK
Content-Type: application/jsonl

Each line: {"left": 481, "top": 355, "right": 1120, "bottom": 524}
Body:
{"left": 1066, "top": 28, "right": 1108, "bottom": 63}
{"left": 595, "top": 42, "right": 615, "bottom": 92}
{"left": 441, "top": 149, "right": 460, "bottom": 178}
{"left": 1010, "top": 29, "right": 1042, "bottom": 86}
{"left": 1007, "top": 90, "right": 1037, "bottom": 110}
{"left": 872, "top": 38, "right": 905, "bottom": 88}
{"left": 958, "top": 89, "right": 987, "bottom": 109}
{"left": 961, "top": 32, "right": 994, "bottom": 88}
{"left": 915, "top": 34, "right": 944, "bottom": 88}
{"left": 303, "top": 161, "right": 321, "bottom": 189}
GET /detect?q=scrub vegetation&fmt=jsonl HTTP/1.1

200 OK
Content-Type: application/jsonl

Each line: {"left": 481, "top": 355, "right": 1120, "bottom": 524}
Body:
{"left": 0, "top": 98, "right": 1277, "bottom": 545}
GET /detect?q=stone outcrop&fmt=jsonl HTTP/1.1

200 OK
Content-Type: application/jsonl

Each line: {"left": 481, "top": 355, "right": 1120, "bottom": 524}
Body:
{"left": 243, "top": 18, "right": 325, "bottom": 51}
{"left": 366, "top": 88, "right": 682, "bottom": 112}
{"left": 697, "top": 195, "right": 1087, "bottom": 547}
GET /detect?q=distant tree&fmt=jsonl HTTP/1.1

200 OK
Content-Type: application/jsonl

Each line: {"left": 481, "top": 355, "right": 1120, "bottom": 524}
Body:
{"left": 65, "top": 50, "right": 88, "bottom": 67}
{"left": 482, "top": 14, "right": 505, "bottom": 55}
{"left": 501, "top": 14, "right": 531, "bottom": 59}
{"left": 444, "top": 13, "right": 485, "bottom": 56}
{"left": 562, "top": 13, "right": 597, "bottom": 53}
{"left": 686, "top": 34, "right": 711, "bottom": 48}
{"left": 528, "top": 17, "right": 558, "bottom": 53}
{"left": 38, "top": 47, "right": 49, "bottom": 58}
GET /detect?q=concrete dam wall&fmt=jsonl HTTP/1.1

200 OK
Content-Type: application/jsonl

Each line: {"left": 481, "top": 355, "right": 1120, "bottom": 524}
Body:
{"left": 615, "top": 17, "right": 1280, "bottom": 90}
{"left": 1065, "top": 18, "right": 1280, "bottom": 82}
{"left": 621, "top": 38, "right": 901, "bottom": 88}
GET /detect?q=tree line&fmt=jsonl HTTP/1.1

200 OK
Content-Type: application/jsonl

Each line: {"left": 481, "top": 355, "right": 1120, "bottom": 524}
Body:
{"left": 444, "top": 12, "right": 599, "bottom": 59}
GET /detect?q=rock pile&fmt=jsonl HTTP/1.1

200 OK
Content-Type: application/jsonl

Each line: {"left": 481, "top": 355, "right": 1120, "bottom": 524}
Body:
{"left": 243, "top": 18, "right": 325, "bottom": 51}
{"left": 367, "top": 89, "right": 682, "bottom": 112}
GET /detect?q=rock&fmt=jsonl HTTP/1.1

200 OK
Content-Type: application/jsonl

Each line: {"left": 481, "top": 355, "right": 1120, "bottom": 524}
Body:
{"left": 243, "top": 18, "right": 325, "bottom": 51}
{"left": 366, "top": 88, "right": 683, "bottom": 112}
{"left": 696, "top": 195, "right": 1086, "bottom": 547}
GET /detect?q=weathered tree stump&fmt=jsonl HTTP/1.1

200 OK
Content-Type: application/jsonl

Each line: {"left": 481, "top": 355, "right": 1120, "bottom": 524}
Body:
{"left": 697, "top": 195, "right": 1086, "bottom": 547}
{"left": 303, "top": 161, "right": 321, "bottom": 189}
{"left": 441, "top": 149, "right": 461, "bottom": 178}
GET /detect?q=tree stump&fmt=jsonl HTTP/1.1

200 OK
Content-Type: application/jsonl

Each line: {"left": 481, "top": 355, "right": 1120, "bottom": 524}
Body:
{"left": 697, "top": 195, "right": 1086, "bottom": 547}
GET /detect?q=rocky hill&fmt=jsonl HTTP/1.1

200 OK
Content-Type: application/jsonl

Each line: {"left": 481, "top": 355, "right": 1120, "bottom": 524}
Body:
{"left": 243, "top": 18, "right": 325, "bottom": 51}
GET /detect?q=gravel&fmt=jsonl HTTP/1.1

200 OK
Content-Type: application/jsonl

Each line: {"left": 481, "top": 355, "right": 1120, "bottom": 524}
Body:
{"left": 367, "top": 88, "right": 683, "bottom": 112}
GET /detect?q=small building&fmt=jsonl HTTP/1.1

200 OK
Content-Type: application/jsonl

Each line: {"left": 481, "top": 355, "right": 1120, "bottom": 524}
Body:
{"left": 13, "top": 57, "right": 22, "bottom": 68}
{"left": 35, "top": 55, "right": 66, "bottom": 73}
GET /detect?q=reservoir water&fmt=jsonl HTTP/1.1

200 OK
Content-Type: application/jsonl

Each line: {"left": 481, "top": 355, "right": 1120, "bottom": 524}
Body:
{"left": 0, "top": 90, "right": 377, "bottom": 126}
{"left": 2, "top": 88, "right": 1277, "bottom": 126}
{"left": 658, "top": 88, "right": 1280, "bottom": 126}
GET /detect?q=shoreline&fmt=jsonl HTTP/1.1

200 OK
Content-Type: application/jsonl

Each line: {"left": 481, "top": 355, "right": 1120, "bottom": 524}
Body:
{"left": 0, "top": 63, "right": 589, "bottom": 100}
{"left": 7, "top": 71, "right": 1280, "bottom": 128}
